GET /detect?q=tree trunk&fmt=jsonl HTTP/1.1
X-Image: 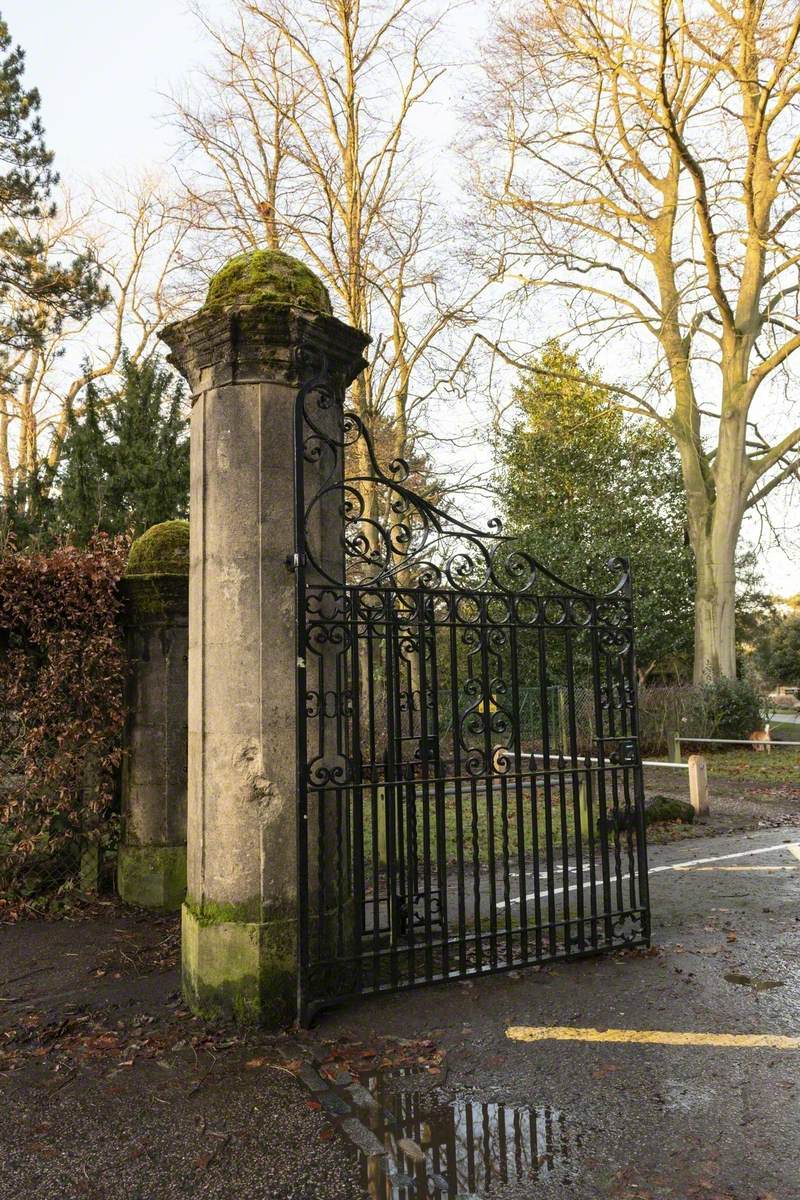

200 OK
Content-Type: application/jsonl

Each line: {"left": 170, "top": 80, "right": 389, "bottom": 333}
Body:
{"left": 691, "top": 521, "right": 738, "bottom": 683}
{"left": 0, "top": 402, "right": 12, "bottom": 496}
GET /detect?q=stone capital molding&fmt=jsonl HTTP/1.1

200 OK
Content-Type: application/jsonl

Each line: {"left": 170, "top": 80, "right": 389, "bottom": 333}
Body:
{"left": 159, "top": 302, "right": 370, "bottom": 399}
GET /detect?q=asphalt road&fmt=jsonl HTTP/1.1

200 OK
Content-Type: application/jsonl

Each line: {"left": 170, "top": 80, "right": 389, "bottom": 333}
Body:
{"left": 317, "top": 825, "right": 800, "bottom": 1200}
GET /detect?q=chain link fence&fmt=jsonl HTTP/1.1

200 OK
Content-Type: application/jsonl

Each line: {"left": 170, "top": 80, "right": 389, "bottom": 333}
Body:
{"left": 0, "top": 703, "right": 120, "bottom": 916}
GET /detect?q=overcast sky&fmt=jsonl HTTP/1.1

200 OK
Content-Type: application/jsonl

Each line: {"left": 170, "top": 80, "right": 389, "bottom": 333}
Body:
{"left": 6, "top": 1, "right": 800, "bottom": 595}
{"left": 4, "top": 0, "right": 227, "bottom": 177}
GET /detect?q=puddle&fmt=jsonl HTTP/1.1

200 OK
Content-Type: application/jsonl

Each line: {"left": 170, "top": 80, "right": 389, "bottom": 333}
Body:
{"left": 724, "top": 972, "right": 784, "bottom": 990}
{"left": 357, "top": 1068, "right": 579, "bottom": 1197}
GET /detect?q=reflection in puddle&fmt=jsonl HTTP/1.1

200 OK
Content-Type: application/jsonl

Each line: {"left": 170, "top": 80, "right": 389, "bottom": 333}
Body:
{"left": 360, "top": 1070, "right": 577, "bottom": 1197}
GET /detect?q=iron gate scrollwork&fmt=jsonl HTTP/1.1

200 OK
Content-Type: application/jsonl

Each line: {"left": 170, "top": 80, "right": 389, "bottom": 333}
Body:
{"left": 293, "top": 352, "right": 650, "bottom": 1024}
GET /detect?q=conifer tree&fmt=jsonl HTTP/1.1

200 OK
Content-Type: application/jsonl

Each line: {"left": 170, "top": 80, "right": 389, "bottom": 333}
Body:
{"left": 0, "top": 12, "right": 106, "bottom": 356}
{"left": 54, "top": 354, "right": 189, "bottom": 544}
{"left": 495, "top": 342, "right": 696, "bottom": 681}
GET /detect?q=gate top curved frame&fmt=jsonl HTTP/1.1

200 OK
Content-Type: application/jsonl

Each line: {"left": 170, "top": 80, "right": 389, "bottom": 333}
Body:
{"left": 293, "top": 351, "right": 650, "bottom": 1025}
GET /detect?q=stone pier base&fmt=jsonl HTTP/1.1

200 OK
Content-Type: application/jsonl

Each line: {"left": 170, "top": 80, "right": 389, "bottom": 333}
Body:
{"left": 181, "top": 901, "right": 296, "bottom": 1026}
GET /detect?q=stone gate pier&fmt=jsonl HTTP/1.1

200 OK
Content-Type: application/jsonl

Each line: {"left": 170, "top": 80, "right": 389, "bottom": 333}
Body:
{"left": 160, "top": 251, "right": 368, "bottom": 1024}
{"left": 118, "top": 520, "right": 189, "bottom": 910}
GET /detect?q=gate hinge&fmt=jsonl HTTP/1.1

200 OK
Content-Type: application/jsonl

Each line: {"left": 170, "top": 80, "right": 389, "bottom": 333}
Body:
{"left": 285, "top": 552, "right": 306, "bottom": 572}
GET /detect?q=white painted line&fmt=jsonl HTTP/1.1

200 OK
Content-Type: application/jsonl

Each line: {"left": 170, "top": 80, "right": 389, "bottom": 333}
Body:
{"left": 656, "top": 843, "right": 797, "bottom": 871}
{"left": 502, "top": 842, "right": 797, "bottom": 907}
{"left": 673, "top": 865, "right": 797, "bottom": 873}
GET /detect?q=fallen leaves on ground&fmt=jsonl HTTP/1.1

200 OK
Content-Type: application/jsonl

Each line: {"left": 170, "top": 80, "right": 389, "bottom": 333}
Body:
{"left": 0, "top": 1002, "right": 246, "bottom": 1079}
{"left": 312, "top": 1034, "right": 446, "bottom": 1079}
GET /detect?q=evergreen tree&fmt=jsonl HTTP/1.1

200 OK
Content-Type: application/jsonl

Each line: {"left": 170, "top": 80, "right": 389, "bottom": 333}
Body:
{"left": 54, "top": 353, "right": 189, "bottom": 543}
{"left": 495, "top": 342, "right": 696, "bottom": 681}
{"left": 754, "top": 608, "right": 800, "bottom": 687}
{"left": 0, "top": 13, "right": 106, "bottom": 357}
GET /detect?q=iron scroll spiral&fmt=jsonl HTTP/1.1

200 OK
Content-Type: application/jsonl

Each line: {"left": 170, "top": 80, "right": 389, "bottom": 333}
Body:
{"left": 294, "top": 350, "right": 632, "bottom": 600}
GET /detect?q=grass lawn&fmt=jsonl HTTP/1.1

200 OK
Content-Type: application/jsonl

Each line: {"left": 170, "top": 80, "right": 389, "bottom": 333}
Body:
{"left": 353, "top": 779, "right": 638, "bottom": 870}
{"left": 701, "top": 745, "right": 800, "bottom": 784}
{"left": 655, "top": 732, "right": 800, "bottom": 784}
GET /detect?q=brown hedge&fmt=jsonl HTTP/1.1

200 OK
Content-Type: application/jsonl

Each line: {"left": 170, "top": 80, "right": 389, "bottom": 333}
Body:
{"left": 0, "top": 536, "right": 129, "bottom": 912}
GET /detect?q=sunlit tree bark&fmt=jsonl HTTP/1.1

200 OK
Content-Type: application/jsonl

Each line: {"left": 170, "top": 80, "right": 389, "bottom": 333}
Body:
{"left": 0, "top": 177, "right": 192, "bottom": 505}
{"left": 475, "top": 0, "right": 800, "bottom": 680}
{"left": 174, "top": 0, "right": 486, "bottom": 470}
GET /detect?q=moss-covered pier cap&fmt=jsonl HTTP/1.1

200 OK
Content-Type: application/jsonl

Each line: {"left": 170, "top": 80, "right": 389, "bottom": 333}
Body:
{"left": 123, "top": 520, "right": 190, "bottom": 625}
{"left": 126, "top": 519, "right": 190, "bottom": 577}
{"left": 160, "top": 248, "right": 365, "bottom": 398}
{"left": 202, "top": 249, "right": 332, "bottom": 315}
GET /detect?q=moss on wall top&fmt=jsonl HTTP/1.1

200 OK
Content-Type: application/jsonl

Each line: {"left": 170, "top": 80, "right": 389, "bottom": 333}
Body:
{"left": 202, "top": 250, "right": 332, "bottom": 315}
{"left": 126, "top": 520, "right": 190, "bottom": 577}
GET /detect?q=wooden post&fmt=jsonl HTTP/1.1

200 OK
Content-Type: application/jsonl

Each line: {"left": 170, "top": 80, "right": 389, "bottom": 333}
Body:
{"left": 558, "top": 687, "right": 569, "bottom": 756}
{"left": 578, "top": 777, "right": 590, "bottom": 841}
{"left": 376, "top": 785, "right": 387, "bottom": 865}
{"left": 688, "top": 754, "right": 709, "bottom": 818}
{"left": 672, "top": 731, "right": 682, "bottom": 763}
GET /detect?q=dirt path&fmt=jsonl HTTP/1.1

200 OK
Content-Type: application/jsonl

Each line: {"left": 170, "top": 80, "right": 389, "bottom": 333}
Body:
{"left": 0, "top": 911, "right": 362, "bottom": 1200}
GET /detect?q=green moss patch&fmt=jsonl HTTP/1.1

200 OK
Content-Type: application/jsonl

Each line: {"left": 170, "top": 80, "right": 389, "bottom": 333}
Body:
{"left": 117, "top": 843, "right": 187, "bottom": 911}
{"left": 123, "top": 574, "right": 188, "bottom": 623}
{"left": 203, "top": 250, "right": 331, "bottom": 315}
{"left": 183, "top": 895, "right": 263, "bottom": 926}
{"left": 127, "top": 520, "right": 189, "bottom": 577}
{"left": 646, "top": 795, "right": 695, "bottom": 825}
{"left": 181, "top": 901, "right": 297, "bottom": 1028}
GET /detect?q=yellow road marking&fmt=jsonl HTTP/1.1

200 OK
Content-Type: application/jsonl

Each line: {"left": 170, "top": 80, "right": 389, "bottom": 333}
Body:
{"left": 506, "top": 1026, "right": 800, "bottom": 1050}
{"left": 787, "top": 843, "right": 800, "bottom": 862}
{"left": 673, "top": 864, "right": 797, "bottom": 872}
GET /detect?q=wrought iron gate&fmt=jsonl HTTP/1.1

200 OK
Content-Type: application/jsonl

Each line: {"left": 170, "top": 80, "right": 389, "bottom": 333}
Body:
{"left": 294, "top": 360, "right": 650, "bottom": 1023}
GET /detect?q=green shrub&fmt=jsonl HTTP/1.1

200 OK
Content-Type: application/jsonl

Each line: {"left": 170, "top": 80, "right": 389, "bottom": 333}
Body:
{"left": 683, "top": 676, "right": 765, "bottom": 741}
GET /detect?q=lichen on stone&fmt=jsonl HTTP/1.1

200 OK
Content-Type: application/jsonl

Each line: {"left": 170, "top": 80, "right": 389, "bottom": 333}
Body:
{"left": 117, "top": 843, "right": 187, "bottom": 911}
{"left": 202, "top": 249, "right": 332, "bottom": 315}
{"left": 126, "top": 520, "right": 190, "bottom": 577}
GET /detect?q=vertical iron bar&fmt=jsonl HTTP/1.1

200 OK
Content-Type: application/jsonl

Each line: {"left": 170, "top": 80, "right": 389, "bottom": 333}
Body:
{"left": 508, "top": 611, "right": 528, "bottom": 963}
{"left": 348, "top": 590, "right": 364, "bottom": 992}
{"left": 426, "top": 594, "right": 449, "bottom": 979}
{"left": 478, "top": 594, "right": 498, "bottom": 968}
{"left": 589, "top": 613, "right": 614, "bottom": 944}
{"left": 415, "top": 593, "right": 434, "bottom": 983}
{"left": 536, "top": 623, "right": 557, "bottom": 956}
{"left": 605, "top": 654, "right": 625, "bottom": 917}
{"left": 448, "top": 594, "right": 468, "bottom": 976}
{"left": 528, "top": 754, "right": 543, "bottom": 959}
{"left": 584, "top": 751, "right": 599, "bottom": 948}
{"left": 621, "top": 567, "right": 650, "bottom": 942}
{"left": 384, "top": 599, "right": 401, "bottom": 988}
{"left": 556, "top": 747, "right": 571, "bottom": 955}
{"left": 564, "top": 627, "right": 585, "bottom": 951}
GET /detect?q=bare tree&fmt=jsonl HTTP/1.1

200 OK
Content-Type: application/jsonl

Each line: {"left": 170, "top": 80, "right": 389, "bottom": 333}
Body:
{"left": 474, "top": 0, "right": 800, "bottom": 681}
{"left": 1, "top": 176, "right": 193, "bottom": 503}
{"left": 173, "top": 0, "right": 487, "bottom": 472}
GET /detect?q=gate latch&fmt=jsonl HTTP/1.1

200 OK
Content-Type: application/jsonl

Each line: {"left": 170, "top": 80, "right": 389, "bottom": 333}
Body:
{"left": 610, "top": 739, "right": 639, "bottom": 766}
